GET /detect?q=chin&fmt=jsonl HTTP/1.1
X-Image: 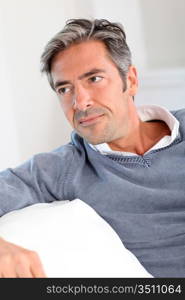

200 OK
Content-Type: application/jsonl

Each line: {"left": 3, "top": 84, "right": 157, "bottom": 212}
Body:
{"left": 85, "top": 137, "right": 103, "bottom": 145}
{"left": 76, "top": 125, "right": 115, "bottom": 145}
{"left": 82, "top": 133, "right": 111, "bottom": 145}
{"left": 76, "top": 132, "right": 103, "bottom": 145}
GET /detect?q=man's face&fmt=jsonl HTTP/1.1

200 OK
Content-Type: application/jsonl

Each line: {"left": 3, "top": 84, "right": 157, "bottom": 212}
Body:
{"left": 51, "top": 40, "right": 138, "bottom": 145}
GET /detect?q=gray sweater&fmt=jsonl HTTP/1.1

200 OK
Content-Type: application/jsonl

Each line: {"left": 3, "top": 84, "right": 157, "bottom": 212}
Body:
{"left": 1, "top": 109, "right": 185, "bottom": 277}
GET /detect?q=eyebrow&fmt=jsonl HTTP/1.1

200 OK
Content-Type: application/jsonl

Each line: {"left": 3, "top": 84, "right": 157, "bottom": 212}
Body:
{"left": 54, "top": 68, "right": 106, "bottom": 90}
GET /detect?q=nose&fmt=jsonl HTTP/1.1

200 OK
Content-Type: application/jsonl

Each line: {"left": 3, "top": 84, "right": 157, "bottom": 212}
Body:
{"left": 73, "top": 85, "right": 93, "bottom": 111}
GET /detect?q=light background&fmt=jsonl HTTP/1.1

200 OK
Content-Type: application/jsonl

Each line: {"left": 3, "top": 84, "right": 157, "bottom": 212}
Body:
{"left": 0, "top": 0, "right": 185, "bottom": 170}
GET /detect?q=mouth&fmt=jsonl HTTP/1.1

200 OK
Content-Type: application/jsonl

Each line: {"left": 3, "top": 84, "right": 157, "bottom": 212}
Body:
{"left": 78, "top": 114, "right": 104, "bottom": 127}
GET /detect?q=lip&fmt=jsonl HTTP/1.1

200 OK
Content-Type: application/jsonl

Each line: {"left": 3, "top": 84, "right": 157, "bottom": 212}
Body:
{"left": 78, "top": 114, "right": 104, "bottom": 127}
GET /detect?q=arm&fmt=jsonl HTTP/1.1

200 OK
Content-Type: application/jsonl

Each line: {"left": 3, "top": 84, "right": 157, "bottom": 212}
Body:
{"left": 0, "top": 144, "right": 74, "bottom": 277}
{"left": 0, "top": 145, "right": 74, "bottom": 216}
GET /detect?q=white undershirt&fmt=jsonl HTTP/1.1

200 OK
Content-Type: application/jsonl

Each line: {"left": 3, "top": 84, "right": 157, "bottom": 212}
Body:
{"left": 89, "top": 104, "right": 179, "bottom": 156}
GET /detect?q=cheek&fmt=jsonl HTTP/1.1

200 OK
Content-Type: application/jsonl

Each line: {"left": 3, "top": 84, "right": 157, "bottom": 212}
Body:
{"left": 97, "top": 86, "right": 122, "bottom": 109}
{"left": 98, "top": 80, "right": 123, "bottom": 99}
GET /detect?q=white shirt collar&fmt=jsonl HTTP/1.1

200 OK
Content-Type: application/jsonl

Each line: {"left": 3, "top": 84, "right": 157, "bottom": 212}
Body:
{"left": 89, "top": 104, "right": 179, "bottom": 156}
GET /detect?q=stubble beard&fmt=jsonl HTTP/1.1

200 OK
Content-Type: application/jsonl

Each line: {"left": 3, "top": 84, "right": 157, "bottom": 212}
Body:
{"left": 76, "top": 120, "right": 120, "bottom": 145}
{"left": 73, "top": 107, "right": 123, "bottom": 145}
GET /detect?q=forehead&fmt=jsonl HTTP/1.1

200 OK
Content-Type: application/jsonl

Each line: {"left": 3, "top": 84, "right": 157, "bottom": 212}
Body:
{"left": 51, "top": 40, "right": 116, "bottom": 80}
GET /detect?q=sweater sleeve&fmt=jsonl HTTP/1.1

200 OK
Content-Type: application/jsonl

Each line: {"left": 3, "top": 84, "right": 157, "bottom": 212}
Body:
{"left": 0, "top": 144, "right": 74, "bottom": 217}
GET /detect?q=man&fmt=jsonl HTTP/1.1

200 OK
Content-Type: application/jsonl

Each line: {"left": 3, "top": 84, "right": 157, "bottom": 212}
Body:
{"left": 0, "top": 18, "right": 184, "bottom": 278}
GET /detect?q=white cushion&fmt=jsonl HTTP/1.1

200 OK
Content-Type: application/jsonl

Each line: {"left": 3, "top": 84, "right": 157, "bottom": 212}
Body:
{"left": 0, "top": 199, "right": 152, "bottom": 277}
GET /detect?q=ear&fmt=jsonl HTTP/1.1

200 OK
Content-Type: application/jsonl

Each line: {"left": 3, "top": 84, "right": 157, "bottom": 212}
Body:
{"left": 126, "top": 66, "right": 138, "bottom": 96}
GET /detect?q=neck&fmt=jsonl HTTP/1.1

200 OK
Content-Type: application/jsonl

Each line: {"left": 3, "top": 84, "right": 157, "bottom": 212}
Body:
{"left": 108, "top": 119, "right": 171, "bottom": 155}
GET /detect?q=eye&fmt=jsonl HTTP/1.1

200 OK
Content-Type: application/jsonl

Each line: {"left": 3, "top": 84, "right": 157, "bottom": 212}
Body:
{"left": 89, "top": 76, "right": 102, "bottom": 83}
{"left": 57, "top": 86, "right": 71, "bottom": 95}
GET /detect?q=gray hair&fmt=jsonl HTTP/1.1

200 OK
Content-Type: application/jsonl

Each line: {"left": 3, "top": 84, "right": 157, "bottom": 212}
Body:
{"left": 40, "top": 18, "right": 132, "bottom": 90}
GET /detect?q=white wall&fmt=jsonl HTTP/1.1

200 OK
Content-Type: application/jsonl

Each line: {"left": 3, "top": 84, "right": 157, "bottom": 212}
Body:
{"left": 137, "top": 68, "right": 185, "bottom": 109}
{"left": 139, "top": 0, "right": 185, "bottom": 69}
{"left": 0, "top": 15, "right": 20, "bottom": 170}
{"left": 0, "top": 0, "right": 185, "bottom": 170}
{"left": 136, "top": 0, "right": 185, "bottom": 108}
{"left": 0, "top": 0, "right": 76, "bottom": 170}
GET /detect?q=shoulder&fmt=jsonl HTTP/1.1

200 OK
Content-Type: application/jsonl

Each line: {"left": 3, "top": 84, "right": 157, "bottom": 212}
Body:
{"left": 17, "top": 132, "right": 86, "bottom": 175}
{"left": 171, "top": 108, "right": 185, "bottom": 136}
{"left": 33, "top": 133, "right": 86, "bottom": 170}
{"left": 171, "top": 108, "right": 185, "bottom": 122}
{"left": 32, "top": 143, "right": 76, "bottom": 171}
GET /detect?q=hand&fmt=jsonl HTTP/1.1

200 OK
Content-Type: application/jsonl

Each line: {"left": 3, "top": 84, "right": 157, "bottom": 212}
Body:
{"left": 0, "top": 237, "right": 46, "bottom": 277}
